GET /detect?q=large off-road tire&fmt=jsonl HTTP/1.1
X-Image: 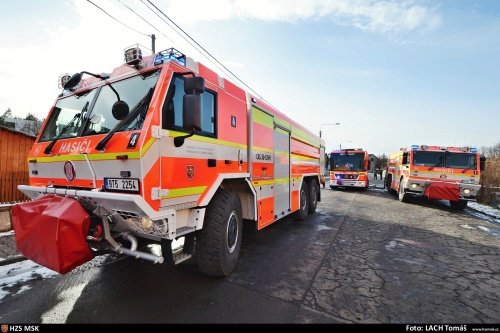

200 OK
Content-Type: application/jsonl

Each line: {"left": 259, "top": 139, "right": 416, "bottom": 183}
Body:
{"left": 295, "top": 182, "right": 309, "bottom": 220}
{"left": 398, "top": 179, "right": 409, "bottom": 203}
{"left": 450, "top": 199, "right": 468, "bottom": 210}
{"left": 195, "top": 190, "right": 242, "bottom": 277}
{"left": 308, "top": 179, "right": 319, "bottom": 214}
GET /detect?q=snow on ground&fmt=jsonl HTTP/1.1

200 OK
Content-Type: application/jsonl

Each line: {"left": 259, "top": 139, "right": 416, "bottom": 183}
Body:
{"left": 0, "top": 260, "right": 57, "bottom": 301}
{"left": 468, "top": 202, "right": 500, "bottom": 219}
{"left": 0, "top": 230, "right": 14, "bottom": 237}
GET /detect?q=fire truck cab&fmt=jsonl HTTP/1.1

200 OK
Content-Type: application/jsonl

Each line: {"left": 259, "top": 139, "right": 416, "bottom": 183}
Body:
{"left": 12, "top": 46, "right": 323, "bottom": 276}
{"left": 386, "top": 145, "right": 485, "bottom": 210}
{"left": 328, "top": 149, "right": 370, "bottom": 190}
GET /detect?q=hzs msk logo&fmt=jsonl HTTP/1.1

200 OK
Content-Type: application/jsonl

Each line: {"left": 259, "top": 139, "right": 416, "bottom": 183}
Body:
{"left": 1, "top": 324, "right": 8, "bottom": 333}
{"left": 186, "top": 165, "right": 195, "bottom": 181}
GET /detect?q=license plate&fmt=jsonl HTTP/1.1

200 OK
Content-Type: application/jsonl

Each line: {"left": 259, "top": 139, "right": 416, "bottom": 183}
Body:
{"left": 104, "top": 178, "right": 140, "bottom": 192}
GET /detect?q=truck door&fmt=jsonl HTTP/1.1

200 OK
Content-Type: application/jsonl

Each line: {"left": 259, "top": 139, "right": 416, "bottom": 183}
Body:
{"left": 273, "top": 125, "right": 291, "bottom": 218}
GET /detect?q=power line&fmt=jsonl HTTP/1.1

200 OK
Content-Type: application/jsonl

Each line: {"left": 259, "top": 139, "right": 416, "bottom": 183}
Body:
{"left": 145, "top": 0, "right": 266, "bottom": 101}
{"left": 117, "top": 0, "right": 175, "bottom": 45}
{"left": 140, "top": 0, "right": 235, "bottom": 87}
{"left": 86, "top": 0, "right": 150, "bottom": 37}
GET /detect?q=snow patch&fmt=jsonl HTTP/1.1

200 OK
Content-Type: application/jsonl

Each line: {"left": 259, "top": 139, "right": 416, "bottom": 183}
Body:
{"left": 0, "top": 260, "right": 58, "bottom": 301}
{"left": 316, "top": 224, "right": 333, "bottom": 231}
{"left": 385, "top": 240, "right": 397, "bottom": 251}
{"left": 468, "top": 202, "right": 500, "bottom": 219}
{"left": 460, "top": 224, "right": 475, "bottom": 230}
{"left": 477, "top": 225, "right": 491, "bottom": 233}
{"left": 0, "top": 230, "right": 14, "bottom": 237}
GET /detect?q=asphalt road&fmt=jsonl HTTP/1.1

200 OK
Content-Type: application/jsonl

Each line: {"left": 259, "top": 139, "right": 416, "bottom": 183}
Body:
{"left": 1, "top": 183, "right": 499, "bottom": 323}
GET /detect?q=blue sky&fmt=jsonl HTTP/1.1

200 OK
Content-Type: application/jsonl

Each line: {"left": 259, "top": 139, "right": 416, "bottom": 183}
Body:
{"left": 0, "top": 0, "right": 499, "bottom": 155}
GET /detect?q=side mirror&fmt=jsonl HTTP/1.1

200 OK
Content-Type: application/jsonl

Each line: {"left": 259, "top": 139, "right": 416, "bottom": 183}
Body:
{"left": 367, "top": 161, "right": 371, "bottom": 170}
{"left": 402, "top": 152, "right": 409, "bottom": 165}
{"left": 480, "top": 156, "right": 486, "bottom": 171}
{"left": 64, "top": 72, "right": 83, "bottom": 89}
{"left": 112, "top": 100, "right": 130, "bottom": 120}
{"left": 183, "top": 95, "right": 202, "bottom": 131}
{"left": 182, "top": 76, "right": 204, "bottom": 132}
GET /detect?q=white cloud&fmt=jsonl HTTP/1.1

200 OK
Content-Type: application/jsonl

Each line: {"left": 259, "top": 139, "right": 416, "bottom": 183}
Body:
{"left": 157, "top": 0, "right": 441, "bottom": 33}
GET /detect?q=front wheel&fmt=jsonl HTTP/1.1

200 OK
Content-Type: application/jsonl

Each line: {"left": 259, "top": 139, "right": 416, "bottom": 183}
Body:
{"left": 195, "top": 190, "right": 242, "bottom": 277}
{"left": 450, "top": 199, "right": 468, "bottom": 210}
{"left": 398, "top": 180, "right": 409, "bottom": 203}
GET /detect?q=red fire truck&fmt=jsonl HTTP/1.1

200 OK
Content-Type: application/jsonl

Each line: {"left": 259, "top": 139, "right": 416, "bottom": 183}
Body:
{"left": 329, "top": 149, "right": 370, "bottom": 190}
{"left": 11, "top": 46, "right": 323, "bottom": 276}
{"left": 386, "top": 145, "right": 485, "bottom": 209}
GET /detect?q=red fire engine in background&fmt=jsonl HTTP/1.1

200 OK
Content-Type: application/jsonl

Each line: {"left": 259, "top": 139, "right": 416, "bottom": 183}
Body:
{"left": 11, "top": 46, "right": 323, "bottom": 276}
{"left": 329, "top": 149, "right": 370, "bottom": 190}
{"left": 386, "top": 145, "right": 485, "bottom": 209}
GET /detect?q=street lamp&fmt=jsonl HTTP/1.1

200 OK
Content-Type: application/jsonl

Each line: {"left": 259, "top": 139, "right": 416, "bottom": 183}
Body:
{"left": 319, "top": 123, "right": 340, "bottom": 138}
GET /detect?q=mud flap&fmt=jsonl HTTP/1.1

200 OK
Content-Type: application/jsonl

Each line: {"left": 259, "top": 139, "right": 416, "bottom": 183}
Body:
{"left": 11, "top": 194, "right": 94, "bottom": 274}
{"left": 423, "top": 182, "right": 460, "bottom": 201}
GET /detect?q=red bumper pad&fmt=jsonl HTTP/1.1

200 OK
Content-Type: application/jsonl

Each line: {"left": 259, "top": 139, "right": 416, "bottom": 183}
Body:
{"left": 12, "top": 195, "right": 94, "bottom": 274}
{"left": 423, "top": 182, "right": 460, "bottom": 201}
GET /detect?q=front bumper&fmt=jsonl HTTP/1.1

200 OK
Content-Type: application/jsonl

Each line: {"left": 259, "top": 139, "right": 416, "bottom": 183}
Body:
{"left": 330, "top": 179, "right": 367, "bottom": 188}
{"left": 18, "top": 185, "right": 176, "bottom": 240}
{"left": 403, "top": 180, "right": 481, "bottom": 200}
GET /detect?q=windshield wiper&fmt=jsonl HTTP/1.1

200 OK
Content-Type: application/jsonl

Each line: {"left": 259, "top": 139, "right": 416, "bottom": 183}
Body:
{"left": 95, "top": 88, "right": 154, "bottom": 151}
{"left": 44, "top": 101, "right": 89, "bottom": 155}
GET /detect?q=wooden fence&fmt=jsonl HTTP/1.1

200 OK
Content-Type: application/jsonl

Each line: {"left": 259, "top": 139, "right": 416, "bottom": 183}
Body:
{"left": 0, "top": 126, "right": 35, "bottom": 203}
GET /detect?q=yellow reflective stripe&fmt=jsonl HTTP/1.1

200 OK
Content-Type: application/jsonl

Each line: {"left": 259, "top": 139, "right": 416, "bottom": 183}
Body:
{"left": 291, "top": 154, "right": 318, "bottom": 162}
{"left": 253, "top": 146, "right": 273, "bottom": 153}
{"left": 31, "top": 151, "right": 141, "bottom": 163}
{"left": 167, "top": 130, "right": 247, "bottom": 150}
{"left": 274, "top": 177, "right": 290, "bottom": 184}
{"left": 161, "top": 186, "right": 207, "bottom": 199}
{"left": 291, "top": 125, "right": 320, "bottom": 148}
{"left": 141, "top": 137, "right": 156, "bottom": 156}
{"left": 275, "top": 117, "right": 290, "bottom": 129}
{"left": 252, "top": 178, "right": 291, "bottom": 186}
{"left": 252, "top": 108, "right": 273, "bottom": 129}
{"left": 276, "top": 151, "right": 289, "bottom": 157}
{"left": 252, "top": 179, "right": 275, "bottom": 186}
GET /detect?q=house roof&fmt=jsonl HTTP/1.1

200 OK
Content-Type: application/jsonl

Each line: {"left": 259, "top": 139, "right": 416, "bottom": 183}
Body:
{"left": 0, "top": 124, "right": 36, "bottom": 139}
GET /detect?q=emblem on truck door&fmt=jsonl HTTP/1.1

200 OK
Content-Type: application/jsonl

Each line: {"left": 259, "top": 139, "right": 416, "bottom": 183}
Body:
{"left": 186, "top": 165, "right": 195, "bottom": 180}
{"left": 64, "top": 161, "right": 75, "bottom": 181}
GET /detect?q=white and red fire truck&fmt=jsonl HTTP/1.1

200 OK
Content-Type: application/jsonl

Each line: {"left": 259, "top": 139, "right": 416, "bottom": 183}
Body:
{"left": 12, "top": 47, "right": 324, "bottom": 276}
{"left": 329, "top": 149, "right": 370, "bottom": 190}
{"left": 385, "top": 145, "right": 485, "bottom": 209}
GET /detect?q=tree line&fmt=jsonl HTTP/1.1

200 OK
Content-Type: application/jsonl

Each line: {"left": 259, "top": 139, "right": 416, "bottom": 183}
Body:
{"left": 0, "top": 108, "right": 44, "bottom": 136}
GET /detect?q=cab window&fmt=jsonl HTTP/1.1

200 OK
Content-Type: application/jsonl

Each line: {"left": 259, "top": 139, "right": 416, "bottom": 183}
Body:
{"left": 163, "top": 76, "right": 216, "bottom": 136}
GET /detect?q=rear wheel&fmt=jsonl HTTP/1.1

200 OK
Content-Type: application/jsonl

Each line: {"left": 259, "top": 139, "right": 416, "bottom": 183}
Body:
{"left": 398, "top": 179, "right": 409, "bottom": 203}
{"left": 308, "top": 179, "right": 319, "bottom": 214}
{"left": 195, "top": 190, "right": 242, "bottom": 277}
{"left": 295, "top": 182, "right": 309, "bottom": 220}
{"left": 330, "top": 185, "right": 338, "bottom": 190}
{"left": 450, "top": 199, "right": 468, "bottom": 210}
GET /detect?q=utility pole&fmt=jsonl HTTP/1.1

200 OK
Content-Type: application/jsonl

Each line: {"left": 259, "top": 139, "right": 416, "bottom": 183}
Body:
{"left": 151, "top": 34, "right": 156, "bottom": 53}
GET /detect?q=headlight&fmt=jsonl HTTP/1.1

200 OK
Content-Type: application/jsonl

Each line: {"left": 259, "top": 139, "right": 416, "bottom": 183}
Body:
{"left": 463, "top": 189, "right": 471, "bottom": 195}
{"left": 411, "top": 183, "right": 418, "bottom": 189}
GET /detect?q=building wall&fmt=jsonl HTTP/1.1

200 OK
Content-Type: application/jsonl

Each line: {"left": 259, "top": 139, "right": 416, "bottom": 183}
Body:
{"left": 0, "top": 127, "right": 35, "bottom": 203}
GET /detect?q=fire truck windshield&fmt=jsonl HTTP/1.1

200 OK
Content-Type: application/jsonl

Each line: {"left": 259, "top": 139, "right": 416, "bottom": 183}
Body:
{"left": 413, "top": 151, "right": 477, "bottom": 169}
{"left": 39, "top": 90, "right": 97, "bottom": 142}
{"left": 39, "top": 69, "right": 160, "bottom": 142}
{"left": 330, "top": 153, "right": 365, "bottom": 171}
{"left": 444, "top": 152, "right": 477, "bottom": 169}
